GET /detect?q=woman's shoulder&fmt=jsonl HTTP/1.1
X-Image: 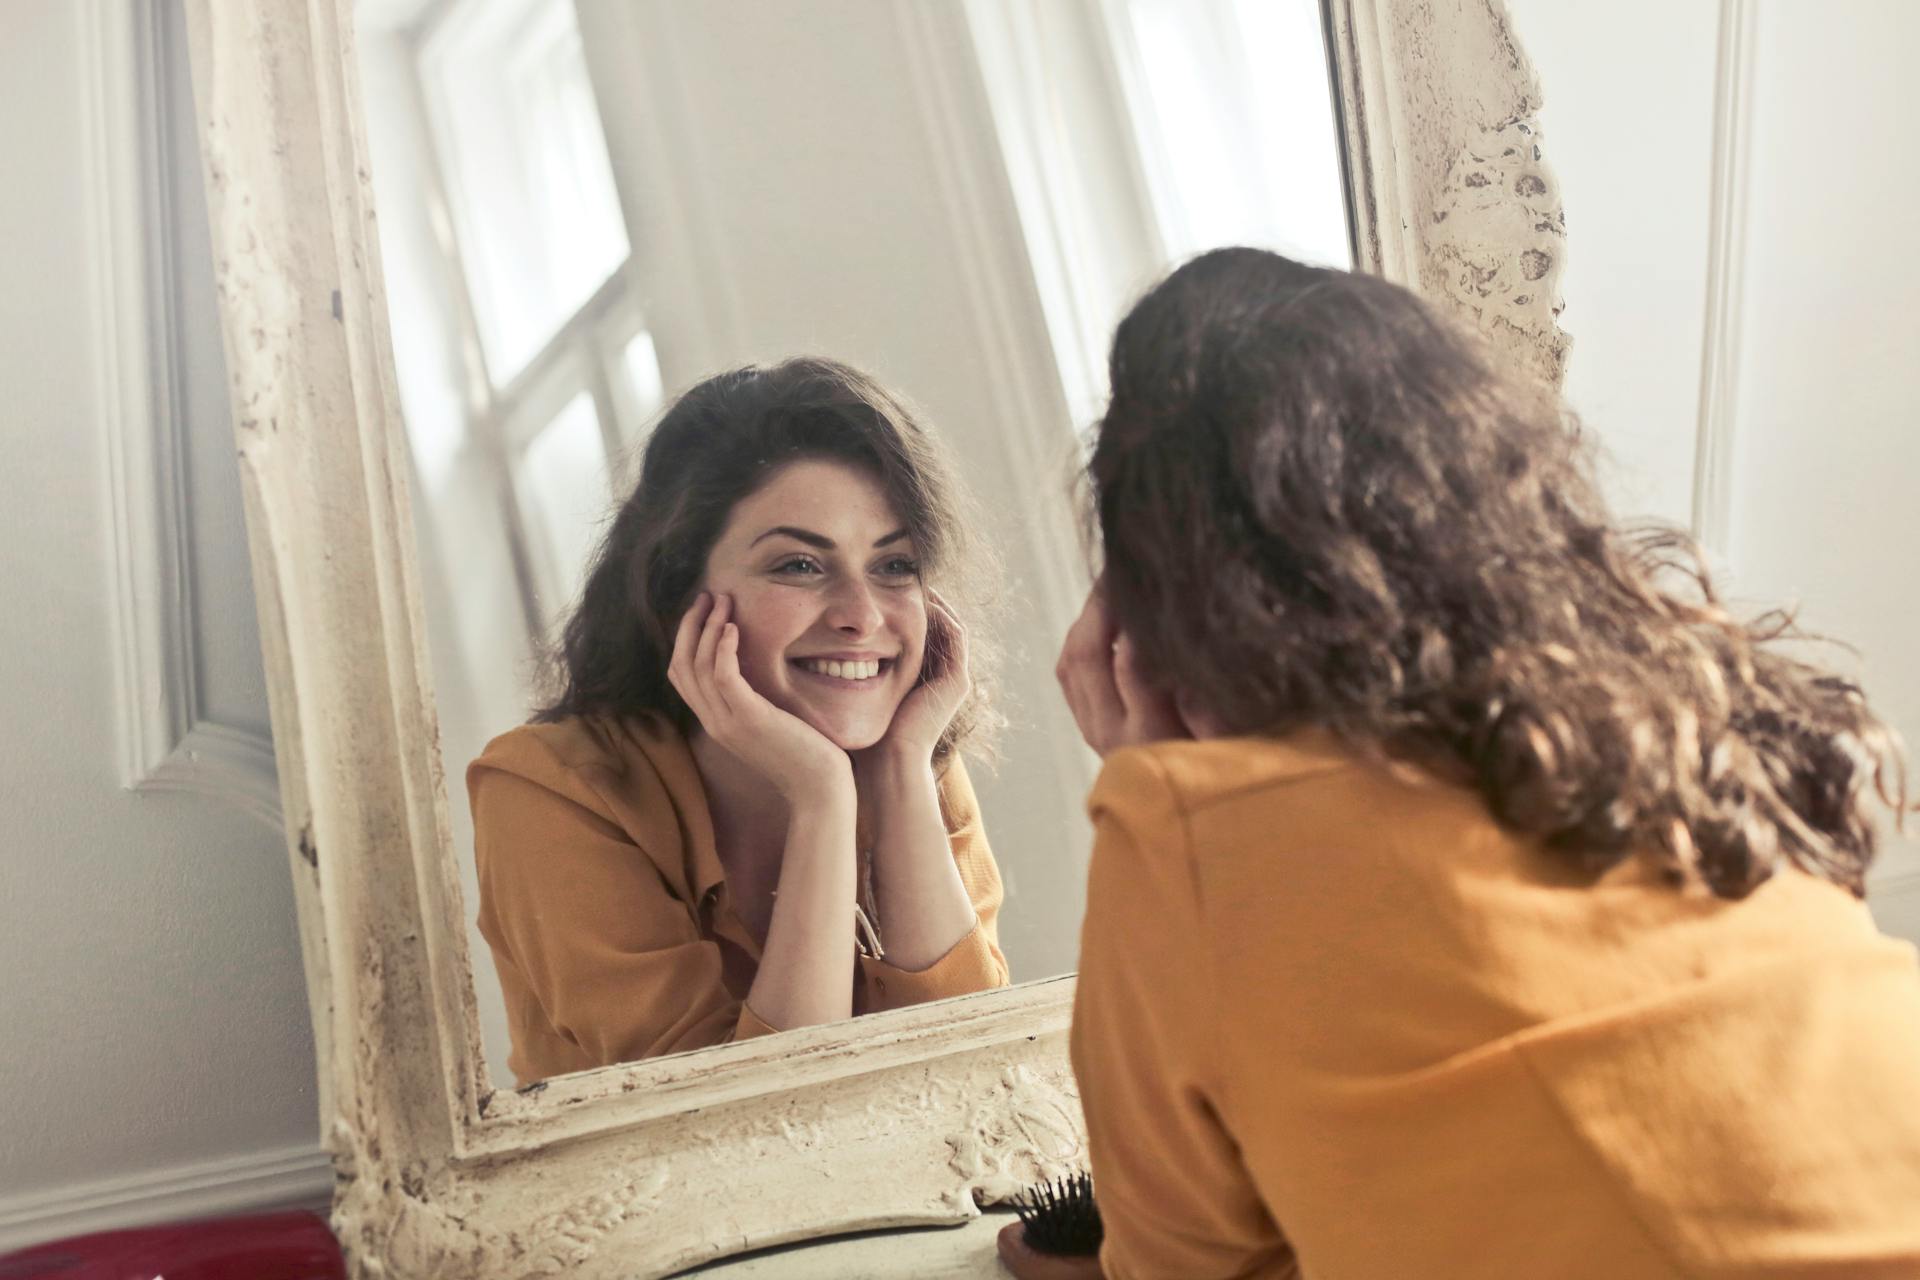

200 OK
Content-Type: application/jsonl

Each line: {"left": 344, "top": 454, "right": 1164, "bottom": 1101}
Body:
{"left": 1089, "top": 729, "right": 1363, "bottom": 821}
{"left": 466, "top": 713, "right": 703, "bottom": 874}
{"left": 469, "top": 712, "right": 686, "bottom": 794}
{"left": 1088, "top": 730, "right": 1501, "bottom": 892}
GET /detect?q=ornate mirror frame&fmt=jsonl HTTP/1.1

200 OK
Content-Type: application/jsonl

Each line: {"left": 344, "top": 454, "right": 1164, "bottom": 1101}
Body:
{"left": 181, "top": 0, "right": 1568, "bottom": 1275}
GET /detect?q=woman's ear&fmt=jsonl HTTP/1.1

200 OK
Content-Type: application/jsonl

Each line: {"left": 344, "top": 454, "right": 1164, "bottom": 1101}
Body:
{"left": 1175, "top": 688, "right": 1230, "bottom": 740}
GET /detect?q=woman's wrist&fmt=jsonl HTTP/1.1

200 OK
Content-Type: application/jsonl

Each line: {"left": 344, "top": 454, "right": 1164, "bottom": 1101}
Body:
{"left": 775, "top": 744, "right": 860, "bottom": 805}
{"left": 856, "top": 736, "right": 937, "bottom": 783}
{"left": 780, "top": 758, "right": 859, "bottom": 821}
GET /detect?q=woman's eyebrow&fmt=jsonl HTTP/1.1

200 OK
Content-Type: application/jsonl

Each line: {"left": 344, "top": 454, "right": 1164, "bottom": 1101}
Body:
{"left": 751, "top": 525, "right": 833, "bottom": 549}
{"left": 750, "top": 526, "right": 911, "bottom": 550}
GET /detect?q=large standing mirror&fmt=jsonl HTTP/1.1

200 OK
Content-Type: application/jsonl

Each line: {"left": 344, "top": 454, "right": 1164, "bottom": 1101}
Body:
{"left": 182, "top": 0, "right": 1567, "bottom": 1271}
{"left": 352, "top": 0, "right": 1353, "bottom": 1089}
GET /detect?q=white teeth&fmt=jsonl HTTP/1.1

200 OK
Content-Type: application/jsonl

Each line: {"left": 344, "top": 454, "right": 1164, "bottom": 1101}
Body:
{"left": 803, "top": 658, "right": 881, "bottom": 680}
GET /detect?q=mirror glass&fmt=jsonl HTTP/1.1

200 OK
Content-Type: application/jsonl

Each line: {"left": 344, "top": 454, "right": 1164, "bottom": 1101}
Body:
{"left": 353, "top": 0, "right": 1351, "bottom": 1089}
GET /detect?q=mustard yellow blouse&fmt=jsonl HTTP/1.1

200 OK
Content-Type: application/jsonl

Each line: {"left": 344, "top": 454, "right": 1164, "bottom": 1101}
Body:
{"left": 468, "top": 714, "right": 1009, "bottom": 1085}
{"left": 1071, "top": 731, "right": 1920, "bottom": 1279}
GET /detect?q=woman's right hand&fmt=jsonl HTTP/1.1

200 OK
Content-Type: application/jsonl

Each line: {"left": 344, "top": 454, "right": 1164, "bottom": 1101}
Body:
{"left": 1055, "top": 578, "right": 1195, "bottom": 757}
{"left": 668, "top": 592, "right": 853, "bottom": 803}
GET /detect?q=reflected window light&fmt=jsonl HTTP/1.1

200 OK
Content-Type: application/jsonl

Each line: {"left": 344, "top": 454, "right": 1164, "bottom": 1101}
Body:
{"left": 393, "top": 358, "right": 468, "bottom": 498}
{"left": 965, "top": 0, "right": 1352, "bottom": 445}
{"left": 621, "top": 330, "right": 666, "bottom": 422}
{"left": 378, "top": 203, "right": 469, "bottom": 495}
{"left": 516, "top": 392, "right": 612, "bottom": 621}
{"left": 1111, "top": 0, "right": 1352, "bottom": 269}
{"left": 421, "top": 0, "right": 630, "bottom": 384}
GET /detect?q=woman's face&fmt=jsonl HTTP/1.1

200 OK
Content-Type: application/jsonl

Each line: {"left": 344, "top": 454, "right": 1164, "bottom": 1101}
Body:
{"left": 699, "top": 458, "right": 927, "bottom": 751}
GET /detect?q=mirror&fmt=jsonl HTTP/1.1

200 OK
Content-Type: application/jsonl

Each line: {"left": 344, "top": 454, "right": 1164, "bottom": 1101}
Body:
{"left": 189, "top": 0, "right": 1568, "bottom": 1266}
{"left": 353, "top": 0, "right": 1353, "bottom": 1087}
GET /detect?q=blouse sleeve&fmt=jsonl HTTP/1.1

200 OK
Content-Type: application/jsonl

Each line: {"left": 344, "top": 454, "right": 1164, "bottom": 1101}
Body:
{"left": 470, "top": 751, "right": 772, "bottom": 1075}
{"left": 858, "top": 754, "right": 1012, "bottom": 1010}
{"left": 1071, "top": 748, "right": 1298, "bottom": 1280}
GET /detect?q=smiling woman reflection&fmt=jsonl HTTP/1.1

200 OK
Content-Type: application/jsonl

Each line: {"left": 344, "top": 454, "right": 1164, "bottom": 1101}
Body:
{"left": 467, "top": 358, "right": 1010, "bottom": 1085}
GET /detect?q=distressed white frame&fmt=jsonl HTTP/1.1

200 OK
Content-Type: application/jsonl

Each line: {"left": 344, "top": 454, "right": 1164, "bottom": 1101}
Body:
{"left": 180, "top": 0, "right": 1569, "bottom": 1274}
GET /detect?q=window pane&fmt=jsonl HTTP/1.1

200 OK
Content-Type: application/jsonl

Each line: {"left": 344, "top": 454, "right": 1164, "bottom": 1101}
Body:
{"left": 1119, "top": 0, "right": 1351, "bottom": 268}
{"left": 621, "top": 330, "right": 665, "bottom": 421}
{"left": 423, "top": 0, "right": 631, "bottom": 382}
{"left": 516, "top": 391, "right": 611, "bottom": 620}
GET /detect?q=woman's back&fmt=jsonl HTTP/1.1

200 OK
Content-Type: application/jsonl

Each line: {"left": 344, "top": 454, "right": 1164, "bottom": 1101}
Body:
{"left": 1071, "top": 733, "right": 1920, "bottom": 1278}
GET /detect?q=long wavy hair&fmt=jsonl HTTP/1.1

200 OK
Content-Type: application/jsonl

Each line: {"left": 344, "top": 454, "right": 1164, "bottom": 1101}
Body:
{"left": 537, "top": 356, "right": 999, "bottom": 768}
{"left": 1091, "top": 247, "right": 1907, "bottom": 898}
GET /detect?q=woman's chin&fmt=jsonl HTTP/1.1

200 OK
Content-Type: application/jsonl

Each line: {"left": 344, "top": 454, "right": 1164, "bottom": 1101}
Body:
{"left": 776, "top": 687, "right": 907, "bottom": 754}
{"left": 789, "top": 706, "right": 895, "bottom": 753}
{"left": 816, "top": 722, "right": 887, "bottom": 753}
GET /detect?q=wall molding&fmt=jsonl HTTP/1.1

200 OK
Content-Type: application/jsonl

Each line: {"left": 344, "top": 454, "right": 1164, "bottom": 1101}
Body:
{"left": 0, "top": 1142, "right": 332, "bottom": 1253}
{"left": 84, "top": 0, "right": 281, "bottom": 829}
{"left": 1690, "top": 0, "right": 1756, "bottom": 559}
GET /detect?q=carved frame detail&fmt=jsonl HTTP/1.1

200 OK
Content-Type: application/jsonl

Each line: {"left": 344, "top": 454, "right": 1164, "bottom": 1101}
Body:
{"left": 180, "top": 0, "right": 1568, "bottom": 1274}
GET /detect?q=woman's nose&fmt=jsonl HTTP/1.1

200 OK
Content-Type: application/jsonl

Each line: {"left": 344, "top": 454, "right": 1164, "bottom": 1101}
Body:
{"left": 824, "top": 578, "right": 884, "bottom": 635}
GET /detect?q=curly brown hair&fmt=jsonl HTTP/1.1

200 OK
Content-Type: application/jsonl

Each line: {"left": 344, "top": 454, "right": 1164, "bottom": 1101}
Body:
{"left": 537, "top": 356, "right": 1000, "bottom": 769}
{"left": 1091, "top": 247, "right": 1908, "bottom": 898}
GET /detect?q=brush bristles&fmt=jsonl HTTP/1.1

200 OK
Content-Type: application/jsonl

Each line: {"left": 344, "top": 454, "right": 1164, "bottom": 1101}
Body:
{"left": 1014, "top": 1170, "right": 1103, "bottom": 1257}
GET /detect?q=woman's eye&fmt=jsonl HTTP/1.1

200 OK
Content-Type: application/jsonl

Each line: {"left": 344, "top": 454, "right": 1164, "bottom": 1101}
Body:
{"left": 774, "top": 556, "right": 823, "bottom": 576}
{"left": 877, "top": 557, "right": 920, "bottom": 579}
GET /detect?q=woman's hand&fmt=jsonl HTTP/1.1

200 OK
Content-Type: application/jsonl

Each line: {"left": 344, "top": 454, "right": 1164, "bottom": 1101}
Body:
{"left": 861, "top": 588, "right": 971, "bottom": 766}
{"left": 669, "top": 592, "right": 853, "bottom": 802}
{"left": 996, "top": 1220, "right": 1106, "bottom": 1280}
{"left": 1055, "top": 579, "right": 1191, "bottom": 758}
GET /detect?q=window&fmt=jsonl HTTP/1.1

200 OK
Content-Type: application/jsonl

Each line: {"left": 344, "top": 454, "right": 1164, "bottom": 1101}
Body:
{"left": 419, "top": 0, "right": 630, "bottom": 384}
{"left": 966, "top": 0, "right": 1351, "bottom": 429}
{"left": 516, "top": 391, "right": 611, "bottom": 616}
{"left": 366, "top": 0, "right": 667, "bottom": 629}
{"left": 1104, "top": 0, "right": 1352, "bottom": 271}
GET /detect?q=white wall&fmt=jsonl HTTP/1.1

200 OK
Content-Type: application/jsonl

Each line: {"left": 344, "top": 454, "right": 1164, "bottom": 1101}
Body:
{"left": 1726, "top": 2, "right": 1920, "bottom": 915}
{"left": 0, "top": 0, "right": 324, "bottom": 1251}
{"left": 1505, "top": 0, "right": 1920, "bottom": 937}
{"left": 1503, "top": 0, "right": 1722, "bottom": 529}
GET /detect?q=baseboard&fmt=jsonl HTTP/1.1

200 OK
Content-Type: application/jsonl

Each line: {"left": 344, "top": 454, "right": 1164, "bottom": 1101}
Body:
{"left": 0, "top": 1143, "right": 333, "bottom": 1253}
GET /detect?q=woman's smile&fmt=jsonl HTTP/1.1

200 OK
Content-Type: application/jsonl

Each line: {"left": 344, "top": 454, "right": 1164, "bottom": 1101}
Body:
{"left": 791, "top": 654, "right": 898, "bottom": 684}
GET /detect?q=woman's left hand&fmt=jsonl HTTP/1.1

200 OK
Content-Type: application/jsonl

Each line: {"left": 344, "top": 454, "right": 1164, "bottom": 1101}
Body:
{"left": 864, "top": 588, "right": 970, "bottom": 764}
{"left": 1056, "top": 579, "right": 1189, "bottom": 758}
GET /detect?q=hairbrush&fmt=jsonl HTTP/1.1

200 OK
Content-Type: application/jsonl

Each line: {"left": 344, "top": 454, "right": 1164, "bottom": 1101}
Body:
{"left": 1012, "top": 1170, "right": 1103, "bottom": 1257}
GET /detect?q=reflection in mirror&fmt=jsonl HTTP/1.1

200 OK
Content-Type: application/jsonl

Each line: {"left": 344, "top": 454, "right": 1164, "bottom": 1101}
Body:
{"left": 353, "top": 0, "right": 1351, "bottom": 1087}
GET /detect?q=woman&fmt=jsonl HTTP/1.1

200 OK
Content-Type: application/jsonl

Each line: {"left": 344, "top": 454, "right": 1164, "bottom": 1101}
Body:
{"left": 468, "top": 357, "right": 1010, "bottom": 1086}
{"left": 1045, "top": 249, "right": 1920, "bottom": 1278}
